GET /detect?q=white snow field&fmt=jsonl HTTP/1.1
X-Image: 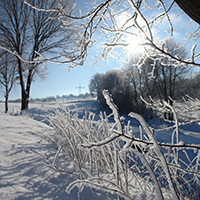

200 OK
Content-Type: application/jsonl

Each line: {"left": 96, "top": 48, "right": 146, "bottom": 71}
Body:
{"left": 0, "top": 99, "right": 200, "bottom": 200}
{"left": 0, "top": 99, "right": 109, "bottom": 200}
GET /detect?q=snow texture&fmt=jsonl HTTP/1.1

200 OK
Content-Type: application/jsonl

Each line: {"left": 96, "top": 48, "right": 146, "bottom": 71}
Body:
{"left": 0, "top": 97, "right": 200, "bottom": 200}
{"left": 0, "top": 100, "right": 109, "bottom": 200}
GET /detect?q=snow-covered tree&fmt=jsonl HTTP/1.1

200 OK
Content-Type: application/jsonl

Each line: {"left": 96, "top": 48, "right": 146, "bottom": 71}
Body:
{"left": 0, "top": 51, "right": 18, "bottom": 113}
{"left": 89, "top": 72, "right": 103, "bottom": 98}
{"left": 98, "top": 69, "right": 133, "bottom": 113}
{"left": 19, "top": 0, "right": 200, "bottom": 71}
{"left": 0, "top": 0, "right": 75, "bottom": 111}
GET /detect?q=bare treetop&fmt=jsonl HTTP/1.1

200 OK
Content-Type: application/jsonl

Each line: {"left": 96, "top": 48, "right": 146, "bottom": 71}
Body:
{"left": 2, "top": 0, "right": 200, "bottom": 70}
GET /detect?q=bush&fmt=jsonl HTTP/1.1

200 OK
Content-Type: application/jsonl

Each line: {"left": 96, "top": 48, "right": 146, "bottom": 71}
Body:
{"left": 97, "top": 69, "right": 134, "bottom": 114}
{"left": 44, "top": 90, "right": 200, "bottom": 200}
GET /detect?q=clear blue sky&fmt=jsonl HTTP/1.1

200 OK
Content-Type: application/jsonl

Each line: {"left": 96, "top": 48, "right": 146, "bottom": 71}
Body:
{"left": 1, "top": 0, "right": 200, "bottom": 101}
{"left": 6, "top": 52, "right": 118, "bottom": 100}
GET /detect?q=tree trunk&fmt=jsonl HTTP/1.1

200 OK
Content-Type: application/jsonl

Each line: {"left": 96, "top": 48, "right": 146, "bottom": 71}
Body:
{"left": 21, "top": 89, "right": 27, "bottom": 111}
{"left": 26, "top": 67, "right": 34, "bottom": 110}
{"left": 175, "top": 0, "right": 200, "bottom": 25}
{"left": 5, "top": 94, "right": 8, "bottom": 113}
{"left": 25, "top": 70, "right": 32, "bottom": 111}
{"left": 17, "top": 58, "right": 27, "bottom": 111}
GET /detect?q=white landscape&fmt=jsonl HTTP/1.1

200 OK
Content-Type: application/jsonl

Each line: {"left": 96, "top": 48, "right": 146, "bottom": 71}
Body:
{"left": 1, "top": 0, "right": 200, "bottom": 199}
{"left": 0, "top": 95, "right": 200, "bottom": 200}
{"left": 0, "top": 99, "right": 108, "bottom": 200}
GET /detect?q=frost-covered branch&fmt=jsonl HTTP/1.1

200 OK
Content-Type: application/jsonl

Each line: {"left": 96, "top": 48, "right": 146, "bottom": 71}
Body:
{"left": 39, "top": 90, "right": 200, "bottom": 199}
{"left": 128, "top": 112, "right": 179, "bottom": 200}
{"left": 19, "top": 0, "right": 200, "bottom": 70}
{"left": 80, "top": 126, "right": 200, "bottom": 150}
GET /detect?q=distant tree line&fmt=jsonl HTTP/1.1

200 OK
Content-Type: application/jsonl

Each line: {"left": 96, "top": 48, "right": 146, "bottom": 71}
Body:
{"left": 89, "top": 40, "right": 200, "bottom": 118}
{"left": 7, "top": 92, "right": 92, "bottom": 103}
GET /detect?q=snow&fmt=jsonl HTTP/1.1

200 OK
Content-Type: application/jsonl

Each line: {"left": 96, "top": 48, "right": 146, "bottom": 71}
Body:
{"left": 0, "top": 109, "right": 74, "bottom": 200}
{"left": 0, "top": 100, "right": 109, "bottom": 200}
{"left": 0, "top": 99, "right": 199, "bottom": 199}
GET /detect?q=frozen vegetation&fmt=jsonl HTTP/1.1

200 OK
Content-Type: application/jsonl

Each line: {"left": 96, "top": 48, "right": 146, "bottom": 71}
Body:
{"left": 0, "top": 91, "right": 200, "bottom": 200}
{"left": 1, "top": 1, "right": 200, "bottom": 199}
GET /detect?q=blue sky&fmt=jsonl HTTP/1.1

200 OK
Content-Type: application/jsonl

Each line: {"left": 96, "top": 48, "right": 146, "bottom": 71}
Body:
{"left": 6, "top": 47, "right": 118, "bottom": 100}
{"left": 1, "top": 0, "right": 120, "bottom": 101}
{"left": 6, "top": 58, "right": 116, "bottom": 101}
{"left": 1, "top": 0, "right": 200, "bottom": 101}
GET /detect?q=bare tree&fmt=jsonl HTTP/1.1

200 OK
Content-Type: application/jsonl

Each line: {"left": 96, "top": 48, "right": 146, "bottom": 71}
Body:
{"left": 24, "top": 0, "right": 75, "bottom": 110}
{"left": 138, "top": 39, "right": 189, "bottom": 103}
{"left": 151, "top": 40, "right": 188, "bottom": 101}
{"left": 98, "top": 69, "right": 133, "bottom": 113}
{"left": 124, "top": 55, "right": 156, "bottom": 115}
{"left": 0, "top": 0, "right": 75, "bottom": 111}
{"left": 0, "top": 51, "right": 18, "bottom": 113}
{"left": 89, "top": 72, "right": 103, "bottom": 98}
{"left": 0, "top": 0, "right": 30, "bottom": 111}
{"left": 19, "top": 0, "right": 200, "bottom": 72}
{"left": 124, "top": 39, "right": 191, "bottom": 118}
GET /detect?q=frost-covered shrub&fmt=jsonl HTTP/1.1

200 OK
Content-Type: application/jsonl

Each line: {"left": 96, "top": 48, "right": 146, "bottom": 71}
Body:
{"left": 45, "top": 90, "right": 200, "bottom": 200}
{"left": 97, "top": 69, "right": 133, "bottom": 114}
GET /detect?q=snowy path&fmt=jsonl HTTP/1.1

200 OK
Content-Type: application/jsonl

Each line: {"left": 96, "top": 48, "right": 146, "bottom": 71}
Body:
{"left": 0, "top": 112, "right": 78, "bottom": 200}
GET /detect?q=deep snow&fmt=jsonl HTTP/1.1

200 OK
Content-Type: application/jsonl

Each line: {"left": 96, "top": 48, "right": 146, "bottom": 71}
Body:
{"left": 0, "top": 99, "right": 110, "bottom": 200}
{"left": 0, "top": 99, "right": 200, "bottom": 199}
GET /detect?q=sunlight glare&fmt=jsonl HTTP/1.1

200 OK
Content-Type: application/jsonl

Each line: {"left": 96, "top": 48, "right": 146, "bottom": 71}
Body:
{"left": 116, "top": 11, "right": 147, "bottom": 57}
{"left": 123, "top": 33, "right": 146, "bottom": 56}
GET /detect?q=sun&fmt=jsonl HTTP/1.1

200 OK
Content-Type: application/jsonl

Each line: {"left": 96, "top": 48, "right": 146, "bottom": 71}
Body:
{"left": 116, "top": 12, "right": 147, "bottom": 56}
{"left": 122, "top": 33, "right": 147, "bottom": 57}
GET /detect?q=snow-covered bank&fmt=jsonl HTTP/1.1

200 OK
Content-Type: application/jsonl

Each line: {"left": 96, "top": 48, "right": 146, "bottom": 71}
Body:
{"left": 0, "top": 112, "right": 69, "bottom": 200}
{"left": 0, "top": 102, "right": 109, "bottom": 200}
{"left": 0, "top": 99, "right": 200, "bottom": 200}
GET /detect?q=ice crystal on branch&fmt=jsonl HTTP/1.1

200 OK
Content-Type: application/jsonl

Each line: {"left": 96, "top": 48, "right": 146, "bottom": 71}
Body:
{"left": 42, "top": 90, "right": 200, "bottom": 199}
{"left": 13, "top": 0, "right": 199, "bottom": 70}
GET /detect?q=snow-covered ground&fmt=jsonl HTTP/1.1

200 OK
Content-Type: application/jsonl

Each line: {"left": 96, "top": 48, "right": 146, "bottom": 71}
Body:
{"left": 0, "top": 99, "right": 199, "bottom": 199}
{"left": 0, "top": 99, "right": 109, "bottom": 200}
